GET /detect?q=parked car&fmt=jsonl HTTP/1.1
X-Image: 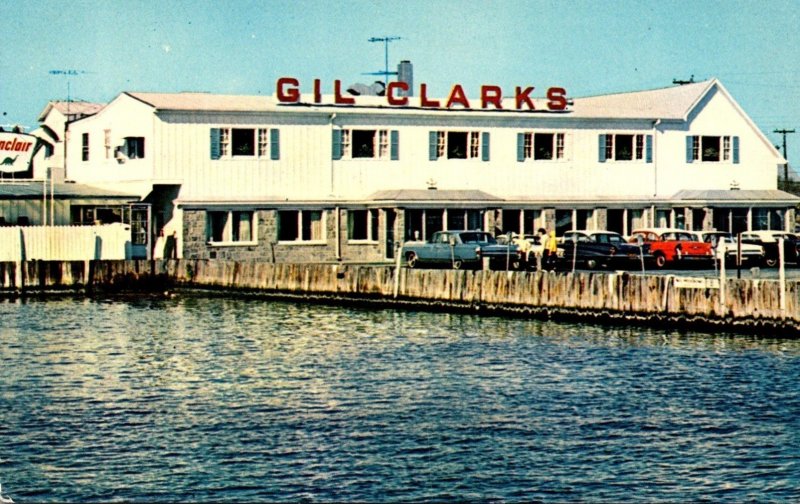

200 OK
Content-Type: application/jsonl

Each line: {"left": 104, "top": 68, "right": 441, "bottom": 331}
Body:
{"left": 401, "top": 230, "right": 497, "bottom": 269}
{"left": 482, "top": 233, "right": 544, "bottom": 270}
{"left": 739, "top": 230, "right": 800, "bottom": 267}
{"left": 628, "top": 228, "right": 714, "bottom": 268}
{"left": 560, "top": 230, "right": 652, "bottom": 270}
{"left": 685, "top": 230, "right": 764, "bottom": 266}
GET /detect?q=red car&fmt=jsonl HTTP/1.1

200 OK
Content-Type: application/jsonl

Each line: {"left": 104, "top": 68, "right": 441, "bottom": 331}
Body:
{"left": 628, "top": 228, "right": 714, "bottom": 268}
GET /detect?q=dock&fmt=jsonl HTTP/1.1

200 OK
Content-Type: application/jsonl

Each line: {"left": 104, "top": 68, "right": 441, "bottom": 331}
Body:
{"left": 1, "top": 259, "right": 797, "bottom": 335}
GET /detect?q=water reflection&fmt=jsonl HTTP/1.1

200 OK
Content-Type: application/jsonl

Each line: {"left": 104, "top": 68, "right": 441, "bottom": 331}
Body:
{"left": 0, "top": 296, "right": 798, "bottom": 502}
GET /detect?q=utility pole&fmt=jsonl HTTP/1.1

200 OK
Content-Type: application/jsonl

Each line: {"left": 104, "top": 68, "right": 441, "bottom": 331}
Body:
{"left": 774, "top": 128, "right": 795, "bottom": 183}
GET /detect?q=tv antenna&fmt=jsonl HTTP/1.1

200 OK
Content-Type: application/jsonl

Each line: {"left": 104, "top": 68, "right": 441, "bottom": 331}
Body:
{"left": 672, "top": 75, "right": 695, "bottom": 85}
{"left": 48, "top": 69, "right": 92, "bottom": 115}
{"left": 365, "top": 36, "right": 402, "bottom": 85}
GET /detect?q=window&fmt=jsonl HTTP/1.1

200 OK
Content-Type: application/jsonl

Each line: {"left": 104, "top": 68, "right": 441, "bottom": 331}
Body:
{"left": 430, "top": 130, "right": 490, "bottom": 161}
{"left": 405, "top": 209, "right": 444, "bottom": 241}
{"left": 258, "top": 128, "right": 269, "bottom": 157}
{"left": 598, "top": 134, "right": 652, "bottom": 162}
{"left": 82, "top": 133, "right": 89, "bottom": 161}
{"left": 104, "top": 130, "right": 111, "bottom": 159}
{"left": 332, "top": 129, "right": 398, "bottom": 160}
{"left": 232, "top": 128, "right": 254, "bottom": 156}
{"left": 518, "top": 132, "right": 566, "bottom": 161}
{"left": 124, "top": 137, "right": 145, "bottom": 159}
{"left": 70, "top": 205, "right": 130, "bottom": 226}
{"left": 220, "top": 128, "right": 230, "bottom": 157}
{"left": 130, "top": 208, "right": 148, "bottom": 246}
{"left": 447, "top": 209, "right": 483, "bottom": 231}
{"left": 211, "top": 127, "right": 280, "bottom": 160}
{"left": 348, "top": 209, "right": 379, "bottom": 241}
{"left": 686, "top": 135, "right": 739, "bottom": 163}
{"left": 753, "top": 208, "right": 785, "bottom": 231}
{"left": 278, "top": 210, "right": 325, "bottom": 242}
{"left": 207, "top": 210, "right": 257, "bottom": 244}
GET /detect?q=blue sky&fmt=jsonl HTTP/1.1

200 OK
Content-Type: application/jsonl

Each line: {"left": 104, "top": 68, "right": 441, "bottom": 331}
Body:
{"left": 3, "top": 0, "right": 799, "bottom": 165}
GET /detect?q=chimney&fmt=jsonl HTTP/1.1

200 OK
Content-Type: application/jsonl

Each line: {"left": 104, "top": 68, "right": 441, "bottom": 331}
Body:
{"left": 398, "top": 60, "right": 413, "bottom": 97}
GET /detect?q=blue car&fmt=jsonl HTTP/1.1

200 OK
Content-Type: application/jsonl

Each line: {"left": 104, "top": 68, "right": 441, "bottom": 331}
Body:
{"left": 401, "top": 230, "right": 496, "bottom": 269}
{"left": 561, "top": 230, "right": 651, "bottom": 270}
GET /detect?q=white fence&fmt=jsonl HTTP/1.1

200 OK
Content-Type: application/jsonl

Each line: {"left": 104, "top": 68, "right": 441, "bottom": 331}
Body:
{"left": 0, "top": 223, "right": 132, "bottom": 261}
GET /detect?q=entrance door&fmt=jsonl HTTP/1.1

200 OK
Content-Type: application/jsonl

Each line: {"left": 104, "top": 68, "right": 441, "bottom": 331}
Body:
{"left": 384, "top": 209, "right": 396, "bottom": 260}
{"left": 607, "top": 209, "right": 624, "bottom": 235}
{"left": 130, "top": 204, "right": 151, "bottom": 259}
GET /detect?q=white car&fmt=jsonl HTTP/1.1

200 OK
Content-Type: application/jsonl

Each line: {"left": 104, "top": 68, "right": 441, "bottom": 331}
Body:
{"left": 686, "top": 230, "right": 764, "bottom": 266}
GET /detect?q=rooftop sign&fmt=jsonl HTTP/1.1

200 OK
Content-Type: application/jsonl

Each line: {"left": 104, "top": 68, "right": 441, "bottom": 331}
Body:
{"left": 0, "top": 132, "right": 36, "bottom": 174}
{"left": 275, "top": 77, "right": 568, "bottom": 111}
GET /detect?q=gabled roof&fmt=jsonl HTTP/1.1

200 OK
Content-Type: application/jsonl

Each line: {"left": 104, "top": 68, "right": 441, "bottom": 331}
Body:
{"left": 122, "top": 81, "right": 719, "bottom": 121}
{"left": 125, "top": 92, "right": 277, "bottom": 112}
{"left": 368, "top": 189, "right": 502, "bottom": 202}
{"left": 671, "top": 189, "right": 800, "bottom": 203}
{"left": 37, "top": 101, "right": 105, "bottom": 122}
{"left": 568, "top": 80, "right": 714, "bottom": 120}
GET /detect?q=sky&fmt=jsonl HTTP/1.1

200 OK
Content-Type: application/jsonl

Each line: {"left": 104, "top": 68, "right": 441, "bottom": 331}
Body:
{"left": 2, "top": 0, "right": 799, "bottom": 166}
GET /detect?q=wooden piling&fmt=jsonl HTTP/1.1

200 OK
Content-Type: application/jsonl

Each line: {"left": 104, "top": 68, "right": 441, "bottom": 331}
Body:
{"left": 1, "top": 259, "right": 799, "bottom": 334}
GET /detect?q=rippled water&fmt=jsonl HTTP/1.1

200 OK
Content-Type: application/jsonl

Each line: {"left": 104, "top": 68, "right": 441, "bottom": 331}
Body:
{"left": 1, "top": 295, "right": 799, "bottom": 502}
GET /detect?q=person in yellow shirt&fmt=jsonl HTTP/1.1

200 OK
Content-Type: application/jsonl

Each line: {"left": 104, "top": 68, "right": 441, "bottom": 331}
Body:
{"left": 544, "top": 230, "right": 559, "bottom": 270}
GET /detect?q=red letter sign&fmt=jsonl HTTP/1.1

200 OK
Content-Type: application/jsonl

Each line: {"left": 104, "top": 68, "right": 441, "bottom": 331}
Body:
{"left": 547, "top": 87, "right": 568, "bottom": 111}
{"left": 276, "top": 77, "right": 300, "bottom": 103}
{"left": 515, "top": 86, "right": 535, "bottom": 110}
{"left": 445, "top": 84, "right": 471, "bottom": 109}
{"left": 313, "top": 79, "right": 322, "bottom": 103}
{"left": 387, "top": 82, "right": 410, "bottom": 106}
{"left": 480, "top": 85, "right": 503, "bottom": 109}
{"left": 419, "top": 84, "right": 441, "bottom": 108}
{"left": 334, "top": 79, "right": 355, "bottom": 105}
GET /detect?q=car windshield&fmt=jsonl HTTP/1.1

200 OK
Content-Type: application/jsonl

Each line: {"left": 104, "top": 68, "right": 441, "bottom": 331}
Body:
{"left": 662, "top": 232, "right": 694, "bottom": 241}
{"left": 460, "top": 232, "right": 495, "bottom": 244}
{"left": 598, "top": 233, "right": 625, "bottom": 244}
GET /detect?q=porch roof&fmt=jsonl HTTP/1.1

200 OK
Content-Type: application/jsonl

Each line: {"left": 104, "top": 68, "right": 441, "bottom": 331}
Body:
{"left": 0, "top": 182, "right": 139, "bottom": 200}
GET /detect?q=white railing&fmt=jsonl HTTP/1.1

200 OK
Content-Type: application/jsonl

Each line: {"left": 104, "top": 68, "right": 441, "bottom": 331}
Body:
{"left": 0, "top": 223, "right": 132, "bottom": 261}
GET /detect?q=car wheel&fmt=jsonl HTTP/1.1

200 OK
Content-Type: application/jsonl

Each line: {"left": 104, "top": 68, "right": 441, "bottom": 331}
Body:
{"left": 654, "top": 253, "right": 667, "bottom": 269}
{"left": 452, "top": 259, "right": 464, "bottom": 270}
{"left": 406, "top": 252, "right": 418, "bottom": 268}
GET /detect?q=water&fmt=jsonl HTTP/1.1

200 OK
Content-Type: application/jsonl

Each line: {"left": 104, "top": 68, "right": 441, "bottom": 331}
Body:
{"left": 1, "top": 295, "right": 799, "bottom": 502}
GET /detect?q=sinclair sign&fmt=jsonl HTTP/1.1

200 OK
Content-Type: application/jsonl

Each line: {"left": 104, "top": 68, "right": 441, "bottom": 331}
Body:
{"left": 0, "top": 132, "right": 37, "bottom": 174}
{"left": 275, "top": 77, "right": 569, "bottom": 111}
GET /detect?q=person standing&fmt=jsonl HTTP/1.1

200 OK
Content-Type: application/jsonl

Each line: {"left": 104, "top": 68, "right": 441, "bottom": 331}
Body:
{"left": 536, "top": 228, "right": 548, "bottom": 270}
{"left": 544, "top": 230, "right": 559, "bottom": 271}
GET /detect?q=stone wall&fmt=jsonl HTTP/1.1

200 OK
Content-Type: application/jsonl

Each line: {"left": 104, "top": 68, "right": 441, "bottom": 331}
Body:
{"left": 183, "top": 208, "right": 394, "bottom": 264}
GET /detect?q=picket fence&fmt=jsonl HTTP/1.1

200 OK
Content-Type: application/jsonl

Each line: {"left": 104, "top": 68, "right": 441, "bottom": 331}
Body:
{"left": 0, "top": 223, "right": 132, "bottom": 261}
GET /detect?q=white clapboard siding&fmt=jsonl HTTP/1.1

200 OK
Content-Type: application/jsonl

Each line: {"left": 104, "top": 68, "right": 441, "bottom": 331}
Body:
{"left": 0, "top": 223, "right": 131, "bottom": 262}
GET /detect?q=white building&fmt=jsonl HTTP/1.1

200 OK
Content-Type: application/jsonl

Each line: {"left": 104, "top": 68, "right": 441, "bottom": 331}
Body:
{"left": 0, "top": 101, "right": 140, "bottom": 241}
{"left": 62, "top": 78, "right": 797, "bottom": 262}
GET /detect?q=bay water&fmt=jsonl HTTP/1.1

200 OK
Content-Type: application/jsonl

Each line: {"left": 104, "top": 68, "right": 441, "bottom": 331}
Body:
{"left": 1, "top": 295, "right": 798, "bottom": 502}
